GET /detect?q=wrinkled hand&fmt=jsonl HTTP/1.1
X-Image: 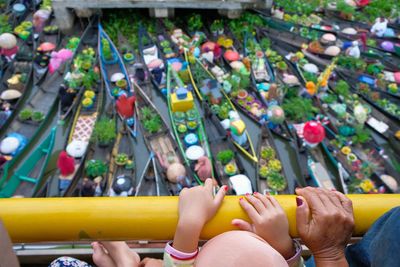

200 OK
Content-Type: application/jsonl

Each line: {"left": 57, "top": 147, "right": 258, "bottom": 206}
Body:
{"left": 232, "top": 192, "right": 295, "bottom": 259}
{"left": 296, "top": 187, "right": 354, "bottom": 266}
{"left": 173, "top": 178, "right": 227, "bottom": 253}
{"left": 92, "top": 241, "right": 140, "bottom": 267}
{"left": 178, "top": 178, "right": 227, "bottom": 226}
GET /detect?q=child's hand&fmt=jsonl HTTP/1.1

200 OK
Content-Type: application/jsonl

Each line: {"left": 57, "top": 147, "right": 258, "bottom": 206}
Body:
{"left": 173, "top": 178, "right": 227, "bottom": 253}
{"left": 92, "top": 241, "right": 140, "bottom": 267}
{"left": 232, "top": 193, "right": 295, "bottom": 259}
{"left": 178, "top": 178, "right": 227, "bottom": 227}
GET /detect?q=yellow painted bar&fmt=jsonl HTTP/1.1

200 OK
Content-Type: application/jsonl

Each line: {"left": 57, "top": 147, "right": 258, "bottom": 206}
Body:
{"left": 0, "top": 195, "right": 399, "bottom": 243}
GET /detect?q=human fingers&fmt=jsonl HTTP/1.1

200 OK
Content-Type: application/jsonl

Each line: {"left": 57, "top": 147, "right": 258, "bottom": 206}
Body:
{"left": 204, "top": 178, "right": 213, "bottom": 192}
{"left": 213, "top": 185, "right": 227, "bottom": 208}
{"left": 239, "top": 197, "right": 261, "bottom": 222}
{"left": 295, "top": 196, "right": 311, "bottom": 237}
{"left": 265, "top": 195, "right": 284, "bottom": 212}
{"left": 245, "top": 193, "right": 266, "bottom": 214}
{"left": 101, "top": 242, "right": 140, "bottom": 266}
{"left": 231, "top": 219, "right": 253, "bottom": 232}
{"left": 253, "top": 192, "right": 269, "bottom": 208}
{"left": 296, "top": 187, "right": 325, "bottom": 212}
{"left": 92, "top": 242, "right": 116, "bottom": 267}
{"left": 316, "top": 188, "right": 338, "bottom": 211}
{"left": 325, "top": 189, "right": 343, "bottom": 209}
{"left": 333, "top": 191, "right": 354, "bottom": 217}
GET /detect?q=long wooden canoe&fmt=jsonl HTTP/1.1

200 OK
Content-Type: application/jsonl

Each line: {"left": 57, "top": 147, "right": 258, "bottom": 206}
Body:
{"left": 166, "top": 62, "right": 213, "bottom": 185}
{"left": 98, "top": 23, "right": 137, "bottom": 137}
{"left": 186, "top": 55, "right": 258, "bottom": 163}
{"left": 138, "top": 26, "right": 167, "bottom": 95}
{"left": 203, "top": 104, "right": 253, "bottom": 195}
{"left": 104, "top": 117, "right": 136, "bottom": 196}
{"left": 0, "top": 126, "right": 56, "bottom": 197}
{"left": 57, "top": 71, "right": 103, "bottom": 197}
{"left": 134, "top": 82, "right": 187, "bottom": 195}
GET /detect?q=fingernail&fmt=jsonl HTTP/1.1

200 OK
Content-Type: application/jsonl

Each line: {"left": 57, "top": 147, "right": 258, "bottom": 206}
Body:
{"left": 239, "top": 197, "right": 243, "bottom": 201}
{"left": 253, "top": 192, "right": 258, "bottom": 195}
{"left": 296, "top": 197, "right": 303, "bottom": 207}
{"left": 224, "top": 185, "right": 229, "bottom": 191}
{"left": 245, "top": 193, "right": 250, "bottom": 196}
{"left": 331, "top": 188, "right": 337, "bottom": 191}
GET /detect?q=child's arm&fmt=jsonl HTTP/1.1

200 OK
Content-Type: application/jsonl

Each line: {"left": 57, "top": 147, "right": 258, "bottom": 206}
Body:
{"left": 232, "top": 193, "right": 300, "bottom": 266}
{"left": 164, "top": 179, "right": 227, "bottom": 266}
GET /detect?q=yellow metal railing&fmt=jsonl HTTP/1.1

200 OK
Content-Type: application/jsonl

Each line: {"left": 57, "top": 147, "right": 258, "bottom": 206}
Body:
{"left": 0, "top": 195, "right": 399, "bottom": 243}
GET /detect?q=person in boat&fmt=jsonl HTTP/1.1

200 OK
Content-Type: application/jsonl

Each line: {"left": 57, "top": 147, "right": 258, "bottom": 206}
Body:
{"left": 33, "top": 9, "right": 51, "bottom": 34}
{"left": 58, "top": 84, "right": 77, "bottom": 110}
{"left": 116, "top": 94, "right": 136, "bottom": 119}
{"left": 371, "top": 17, "right": 389, "bottom": 37}
{"left": 0, "top": 33, "right": 19, "bottom": 62}
{"left": 81, "top": 178, "right": 96, "bottom": 197}
{"left": 345, "top": 41, "right": 361, "bottom": 59}
{"left": 271, "top": 6, "right": 284, "bottom": 20}
{"left": 194, "top": 156, "right": 212, "bottom": 182}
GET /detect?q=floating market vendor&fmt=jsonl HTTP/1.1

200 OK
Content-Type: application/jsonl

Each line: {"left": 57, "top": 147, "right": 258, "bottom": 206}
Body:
{"left": 194, "top": 156, "right": 212, "bottom": 182}
{"left": 58, "top": 84, "right": 77, "bottom": 110}
{"left": 33, "top": 9, "right": 51, "bottom": 34}
{"left": 116, "top": 94, "right": 136, "bottom": 119}
{"left": 346, "top": 41, "right": 360, "bottom": 58}
{"left": 0, "top": 33, "right": 18, "bottom": 62}
{"left": 371, "top": 17, "right": 389, "bottom": 37}
{"left": 81, "top": 178, "right": 96, "bottom": 197}
{"left": 57, "top": 150, "right": 75, "bottom": 177}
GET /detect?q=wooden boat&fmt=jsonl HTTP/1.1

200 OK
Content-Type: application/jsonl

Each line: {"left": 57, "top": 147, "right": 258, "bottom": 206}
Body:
{"left": 98, "top": 23, "right": 137, "bottom": 137}
{"left": 339, "top": 72, "right": 400, "bottom": 123}
{"left": 0, "top": 61, "right": 32, "bottom": 135}
{"left": 71, "top": 117, "right": 116, "bottom": 197}
{"left": 3, "top": 7, "right": 36, "bottom": 73}
{"left": 295, "top": 46, "right": 400, "bottom": 156}
{"left": 322, "top": 109, "right": 400, "bottom": 193}
{"left": 117, "top": 32, "right": 152, "bottom": 97}
{"left": 57, "top": 69, "right": 103, "bottom": 197}
{"left": 257, "top": 127, "right": 290, "bottom": 194}
{"left": 104, "top": 117, "right": 136, "bottom": 196}
{"left": 138, "top": 26, "right": 167, "bottom": 95}
{"left": 0, "top": 22, "right": 89, "bottom": 189}
{"left": 58, "top": 18, "right": 98, "bottom": 122}
{"left": 256, "top": 8, "right": 400, "bottom": 59}
{"left": 166, "top": 63, "right": 214, "bottom": 185}
{"left": 323, "top": 11, "right": 400, "bottom": 42}
{"left": 135, "top": 152, "right": 162, "bottom": 196}
{"left": 185, "top": 55, "right": 258, "bottom": 163}
{"left": 269, "top": 32, "right": 399, "bottom": 192}
{"left": 160, "top": 18, "right": 191, "bottom": 54}
{"left": 33, "top": 13, "right": 62, "bottom": 86}
{"left": 260, "top": 17, "right": 400, "bottom": 71}
{"left": 203, "top": 104, "right": 252, "bottom": 195}
{"left": 263, "top": 37, "right": 339, "bottom": 190}
{"left": 0, "top": 126, "right": 56, "bottom": 197}
{"left": 134, "top": 81, "right": 189, "bottom": 195}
